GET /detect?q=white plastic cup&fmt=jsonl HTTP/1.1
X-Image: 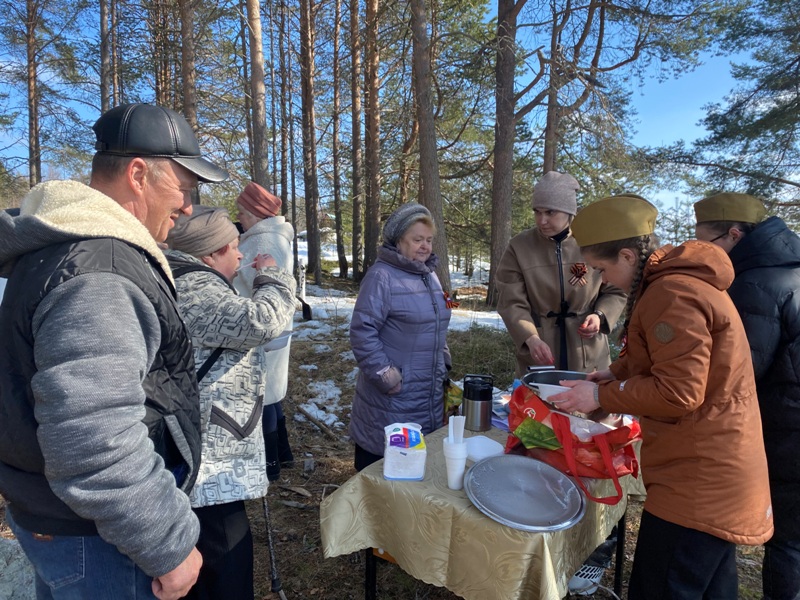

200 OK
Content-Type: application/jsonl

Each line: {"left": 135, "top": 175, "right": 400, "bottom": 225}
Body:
{"left": 443, "top": 439, "right": 468, "bottom": 490}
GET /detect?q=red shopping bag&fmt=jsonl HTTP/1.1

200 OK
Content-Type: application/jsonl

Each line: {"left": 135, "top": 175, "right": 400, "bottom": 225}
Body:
{"left": 505, "top": 384, "right": 641, "bottom": 505}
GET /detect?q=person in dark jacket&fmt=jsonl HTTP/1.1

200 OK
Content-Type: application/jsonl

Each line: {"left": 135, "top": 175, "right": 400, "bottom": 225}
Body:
{"left": 0, "top": 104, "right": 228, "bottom": 600}
{"left": 349, "top": 203, "right": 452, "bottom": 471}
{"left": 694, "top": 192, "right": 799, "bottom": 600}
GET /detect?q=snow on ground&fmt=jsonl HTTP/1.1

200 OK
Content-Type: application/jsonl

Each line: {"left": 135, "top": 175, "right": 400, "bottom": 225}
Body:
{"left": 301, "top": 275, "right": 506, "bottom": 332}
{"left": 291, "top": 263, "right": 509, "bottom": 428}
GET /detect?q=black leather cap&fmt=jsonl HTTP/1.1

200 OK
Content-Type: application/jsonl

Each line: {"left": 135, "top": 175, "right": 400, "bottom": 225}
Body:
{"left": 92, "top": 104, "right": 228, "bottom": 183}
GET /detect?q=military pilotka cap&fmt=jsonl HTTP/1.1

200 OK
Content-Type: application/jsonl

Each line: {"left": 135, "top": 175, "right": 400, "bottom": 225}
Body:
{"left": 693, "top": 192, "right": 766, "bottom": 224}
{"left": 92, "top": 103, "right": 229, "bottom": 183}
{"left": 571, "top": 194, "right": 658, "bottom": 247}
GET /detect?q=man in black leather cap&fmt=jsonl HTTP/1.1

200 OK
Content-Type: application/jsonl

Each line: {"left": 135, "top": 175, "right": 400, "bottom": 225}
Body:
{"left": 0, "top": 104, "right": 227, "bottom": 600}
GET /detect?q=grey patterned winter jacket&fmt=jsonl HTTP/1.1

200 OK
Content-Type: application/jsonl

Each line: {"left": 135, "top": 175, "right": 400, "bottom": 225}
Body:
{"left": 349, "top": 245, "right": 452, "bottom": 456}
{"left": 167, "top": 250, "right": 296, "bottom": 507}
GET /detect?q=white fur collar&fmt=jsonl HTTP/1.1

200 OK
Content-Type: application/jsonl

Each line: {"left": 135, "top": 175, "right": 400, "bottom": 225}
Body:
{"left": 21, "top": 180, "right": 173, "bottom": 282}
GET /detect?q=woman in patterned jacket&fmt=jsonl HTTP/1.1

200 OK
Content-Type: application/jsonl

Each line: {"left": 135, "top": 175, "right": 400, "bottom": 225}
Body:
{"left": 166, "top": 205, "right": 296, "bottom": 600}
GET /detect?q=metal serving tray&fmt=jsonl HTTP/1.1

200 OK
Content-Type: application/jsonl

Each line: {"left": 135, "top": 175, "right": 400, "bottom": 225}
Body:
{"left": 463, "top": 454, "right": 585, "bottom": 532}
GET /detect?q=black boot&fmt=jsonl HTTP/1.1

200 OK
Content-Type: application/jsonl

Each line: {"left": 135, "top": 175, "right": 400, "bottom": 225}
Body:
{"left": 265, "top": 430, "right": 281, "bottom": 482}
{"left": 276, "top": 416, "right": 295, "bottom": 468}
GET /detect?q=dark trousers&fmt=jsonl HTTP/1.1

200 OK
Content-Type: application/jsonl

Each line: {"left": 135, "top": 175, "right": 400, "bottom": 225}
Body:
{"left": 764, "top": 537, "right": 800, "bottom": 600}
{"left": 354, "top": 443, "right": 383, "bottom": 472}
{"left": 628, "top": 510, "right": 737, "bottom": 600}
{"left": 186, "top": 501, "right": 254, "bottom": 600}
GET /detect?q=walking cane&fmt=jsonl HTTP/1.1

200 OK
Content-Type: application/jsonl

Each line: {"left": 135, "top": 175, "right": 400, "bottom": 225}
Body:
{"left": 262, "top": 496, "right": 289, "bottom": 600}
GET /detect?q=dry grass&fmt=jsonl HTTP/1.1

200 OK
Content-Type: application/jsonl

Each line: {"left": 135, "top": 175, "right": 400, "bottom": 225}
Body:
{"left": 0, "top": 274, "right": 765, "bottom": 599}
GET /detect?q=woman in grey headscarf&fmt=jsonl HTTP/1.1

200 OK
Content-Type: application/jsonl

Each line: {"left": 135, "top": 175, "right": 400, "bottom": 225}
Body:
{"left": 348, "top": 203, "right": 452, "bottom": 470}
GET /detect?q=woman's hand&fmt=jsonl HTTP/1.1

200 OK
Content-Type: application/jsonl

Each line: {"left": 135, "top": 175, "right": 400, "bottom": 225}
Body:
{"left": 548, "top": 380, "right": 601, "bottom": 414}
{"left": 526, "top": 335, "right": 554, "bottom": 365}
{"left": 577, "top": 313, "right": 601, "bottom": 338}
{"left": 586, "top": 369, "right": 614, "bottom": 382}
{"left": 254, "top": 253, "right": 277, "bottom": 269}
{"left": 380, "top": 365, "right": 402, "bottom": 395}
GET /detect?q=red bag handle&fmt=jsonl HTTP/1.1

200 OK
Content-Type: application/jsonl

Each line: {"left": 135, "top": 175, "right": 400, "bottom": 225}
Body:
{"left": 550, "top": 413, "right": 624, "bottom": 505}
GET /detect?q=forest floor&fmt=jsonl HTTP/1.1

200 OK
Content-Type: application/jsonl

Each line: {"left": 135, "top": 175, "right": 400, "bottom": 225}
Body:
{"left": 0, "top": 272, "right": 764, "bottom": 599}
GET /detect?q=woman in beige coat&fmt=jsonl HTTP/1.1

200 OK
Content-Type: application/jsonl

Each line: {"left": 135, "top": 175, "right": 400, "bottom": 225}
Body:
{"left": 496, "top": 172, "right": 626, "bottom": 377}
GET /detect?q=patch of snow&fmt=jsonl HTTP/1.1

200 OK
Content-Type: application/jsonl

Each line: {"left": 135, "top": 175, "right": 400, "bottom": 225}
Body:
{"left": 290, "top": 265, "right": 509, "bottom": 425}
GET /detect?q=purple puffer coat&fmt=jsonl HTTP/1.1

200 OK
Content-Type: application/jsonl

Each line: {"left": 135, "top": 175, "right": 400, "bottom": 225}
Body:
{"left": 349, "top": 245, "right": 452, "bottom": 455}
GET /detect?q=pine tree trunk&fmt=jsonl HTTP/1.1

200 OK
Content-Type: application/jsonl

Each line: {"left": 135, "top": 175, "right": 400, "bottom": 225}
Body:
{"left": 26, "top": 0, "right": 41, "bottom": 187}
{"left": 239, "top": 1, "right": 254, "bottom": 173}
{"left": 332, "top": 0, "right": 348, "bottom": 278}
{"left": 363, "top": 0, "right": 381, "bottom": 271}
{"left": 179, "top": 0, "right": 197, "bottom": 130}
{"left": 247, "top": 0, "right": 270, "bottom": 186}
{"left": 486, "top": 0, "right": 519, "bottom": 307}
{"left": 279, "top": 0, "right": 289, "bottom": 217}
{"left": 111, "top": 0, "right": 120, "bottom": 104}
{"left": 300, "top": 0, "right": 321, "bottom": 283}
{"left": 100, "top": 0, "right": 111, "bottom": 112}
{"left": 410, "top": 0, "right": 450, "bottom": 291}
{"left": 267, "top": 0, "right": 278, "bottom": 188}
{"left": 350, "top": 0, "right": 364, "bottom": 281}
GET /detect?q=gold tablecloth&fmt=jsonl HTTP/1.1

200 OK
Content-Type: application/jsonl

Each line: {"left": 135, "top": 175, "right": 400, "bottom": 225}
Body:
{"left": 321, "top": 426, "right": 642, "bottom": 600}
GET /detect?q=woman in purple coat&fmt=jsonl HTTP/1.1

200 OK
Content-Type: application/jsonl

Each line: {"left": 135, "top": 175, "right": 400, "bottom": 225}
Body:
{"left": 349, "top": 203, "right": 452, "bottom": 471}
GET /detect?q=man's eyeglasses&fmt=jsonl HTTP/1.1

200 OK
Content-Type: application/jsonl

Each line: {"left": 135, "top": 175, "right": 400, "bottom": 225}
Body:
{"left": 708, "top": 232, "right": 728, "bottom": 243}
{"left": 706, "top": 229, "right": 743, "bottom": 244}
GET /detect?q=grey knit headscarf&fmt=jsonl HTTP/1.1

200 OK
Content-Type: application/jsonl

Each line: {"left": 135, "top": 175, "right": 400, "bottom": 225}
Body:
{"left": 533, "top": 171, "right": 580, "bottom": 215}
{"left": 382, "top": 203, "right": 432, "bottom": 246}
{"left": 166, "top": 204, "right": 239, "bottom": 258}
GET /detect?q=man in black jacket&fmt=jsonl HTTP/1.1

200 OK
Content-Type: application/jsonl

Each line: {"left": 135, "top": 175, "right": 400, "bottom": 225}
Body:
{"left": 0, "top": 104, "right": 228, "bottom": 600}
{"left": 695, "top": 192, "right": 800, "bottom": 600}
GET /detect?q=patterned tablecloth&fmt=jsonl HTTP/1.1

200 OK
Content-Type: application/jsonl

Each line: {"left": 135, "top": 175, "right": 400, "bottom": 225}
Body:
{"left": 321, "top": 426, "right": 643, "bottom": 600}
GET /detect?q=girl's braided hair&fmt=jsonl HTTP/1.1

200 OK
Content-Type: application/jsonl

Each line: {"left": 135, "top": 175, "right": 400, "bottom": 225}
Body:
{"left": 581, "top": 234, "right": 660, "bottom": 342}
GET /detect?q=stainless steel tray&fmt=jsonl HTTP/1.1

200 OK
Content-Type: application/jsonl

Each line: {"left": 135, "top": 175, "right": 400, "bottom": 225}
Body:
{"left": 463, "top": 454, "right": 585, "bottom": 532}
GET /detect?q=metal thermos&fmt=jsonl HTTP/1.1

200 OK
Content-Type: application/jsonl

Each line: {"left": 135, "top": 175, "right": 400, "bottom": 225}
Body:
{"left": 462, "top": 374, "right": 493, "bottom": 432}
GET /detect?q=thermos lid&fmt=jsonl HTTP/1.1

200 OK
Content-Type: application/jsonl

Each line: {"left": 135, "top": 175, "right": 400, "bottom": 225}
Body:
{"left": 463, "top": 374, "right": 493, "bottom": 401}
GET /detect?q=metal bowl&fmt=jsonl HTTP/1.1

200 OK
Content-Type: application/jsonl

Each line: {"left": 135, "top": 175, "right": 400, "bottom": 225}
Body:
{"left": 522, "top": 369, "right": 587, "bottom": 388}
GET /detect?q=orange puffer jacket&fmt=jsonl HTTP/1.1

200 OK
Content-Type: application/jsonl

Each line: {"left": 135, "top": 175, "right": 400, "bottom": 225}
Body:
{"left": 600, "top": 241, "right": 773, "bottom": 546}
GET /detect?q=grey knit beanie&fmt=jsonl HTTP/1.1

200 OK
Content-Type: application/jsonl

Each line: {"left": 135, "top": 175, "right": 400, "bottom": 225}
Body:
{"left": 533, "top": 171, "right": 580, "bottom": 215}
{"left": 382, "top": 203, "right": 432, "bottom": 246}
{"left": 166, "top": 204, "right": 239, "bottom": 258}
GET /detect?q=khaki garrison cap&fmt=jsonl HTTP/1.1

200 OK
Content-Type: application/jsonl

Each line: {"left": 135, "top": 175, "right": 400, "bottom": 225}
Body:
{"left": 693, "top": 192, "right": 766, "bottom": 224}
{"left": 571, "top": 194, "right": 659, "bottom": 247}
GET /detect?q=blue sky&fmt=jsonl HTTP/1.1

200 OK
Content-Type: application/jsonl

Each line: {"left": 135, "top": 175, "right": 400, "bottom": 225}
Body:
{"left": 627, "top": 52, "right": 745, "bottom": 204}
{"left": 630, "top": 53, "right": 740, "bottom": 148}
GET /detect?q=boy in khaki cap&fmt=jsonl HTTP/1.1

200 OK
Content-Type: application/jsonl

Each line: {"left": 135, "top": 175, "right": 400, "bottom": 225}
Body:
{"left": 694, "top": 191, "right": 766, "bottom": 252}
{"left": 695, "top": 192, "right": 800, "bottom": 600}
{"left": 552, "top": 194, "right": 773, "bottom": 599}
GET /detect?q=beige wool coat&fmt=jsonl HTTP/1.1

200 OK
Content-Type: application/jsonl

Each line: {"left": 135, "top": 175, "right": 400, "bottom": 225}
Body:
{"left": 496, "top": 227, "right": 626, "bottom": 377}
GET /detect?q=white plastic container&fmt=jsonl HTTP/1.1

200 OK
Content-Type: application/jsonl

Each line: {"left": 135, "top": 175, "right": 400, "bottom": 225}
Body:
{"left": 383, "top": 423, "right": 427, "bottom": 481}
{"left": 465, "top": 435, "right": 504, "bottom": 463}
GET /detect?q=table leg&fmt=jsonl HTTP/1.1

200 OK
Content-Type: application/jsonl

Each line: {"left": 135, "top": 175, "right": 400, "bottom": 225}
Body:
{"left": 365, "top": 548, "right": 377, "bottom": 600}
{"left": 614, "top": 509, "right": 627, "bottom": 596}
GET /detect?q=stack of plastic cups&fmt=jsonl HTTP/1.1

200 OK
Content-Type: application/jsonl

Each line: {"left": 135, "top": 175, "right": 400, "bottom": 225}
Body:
{"left": 444, "top": 415, "right": 468, "bottom": 490}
